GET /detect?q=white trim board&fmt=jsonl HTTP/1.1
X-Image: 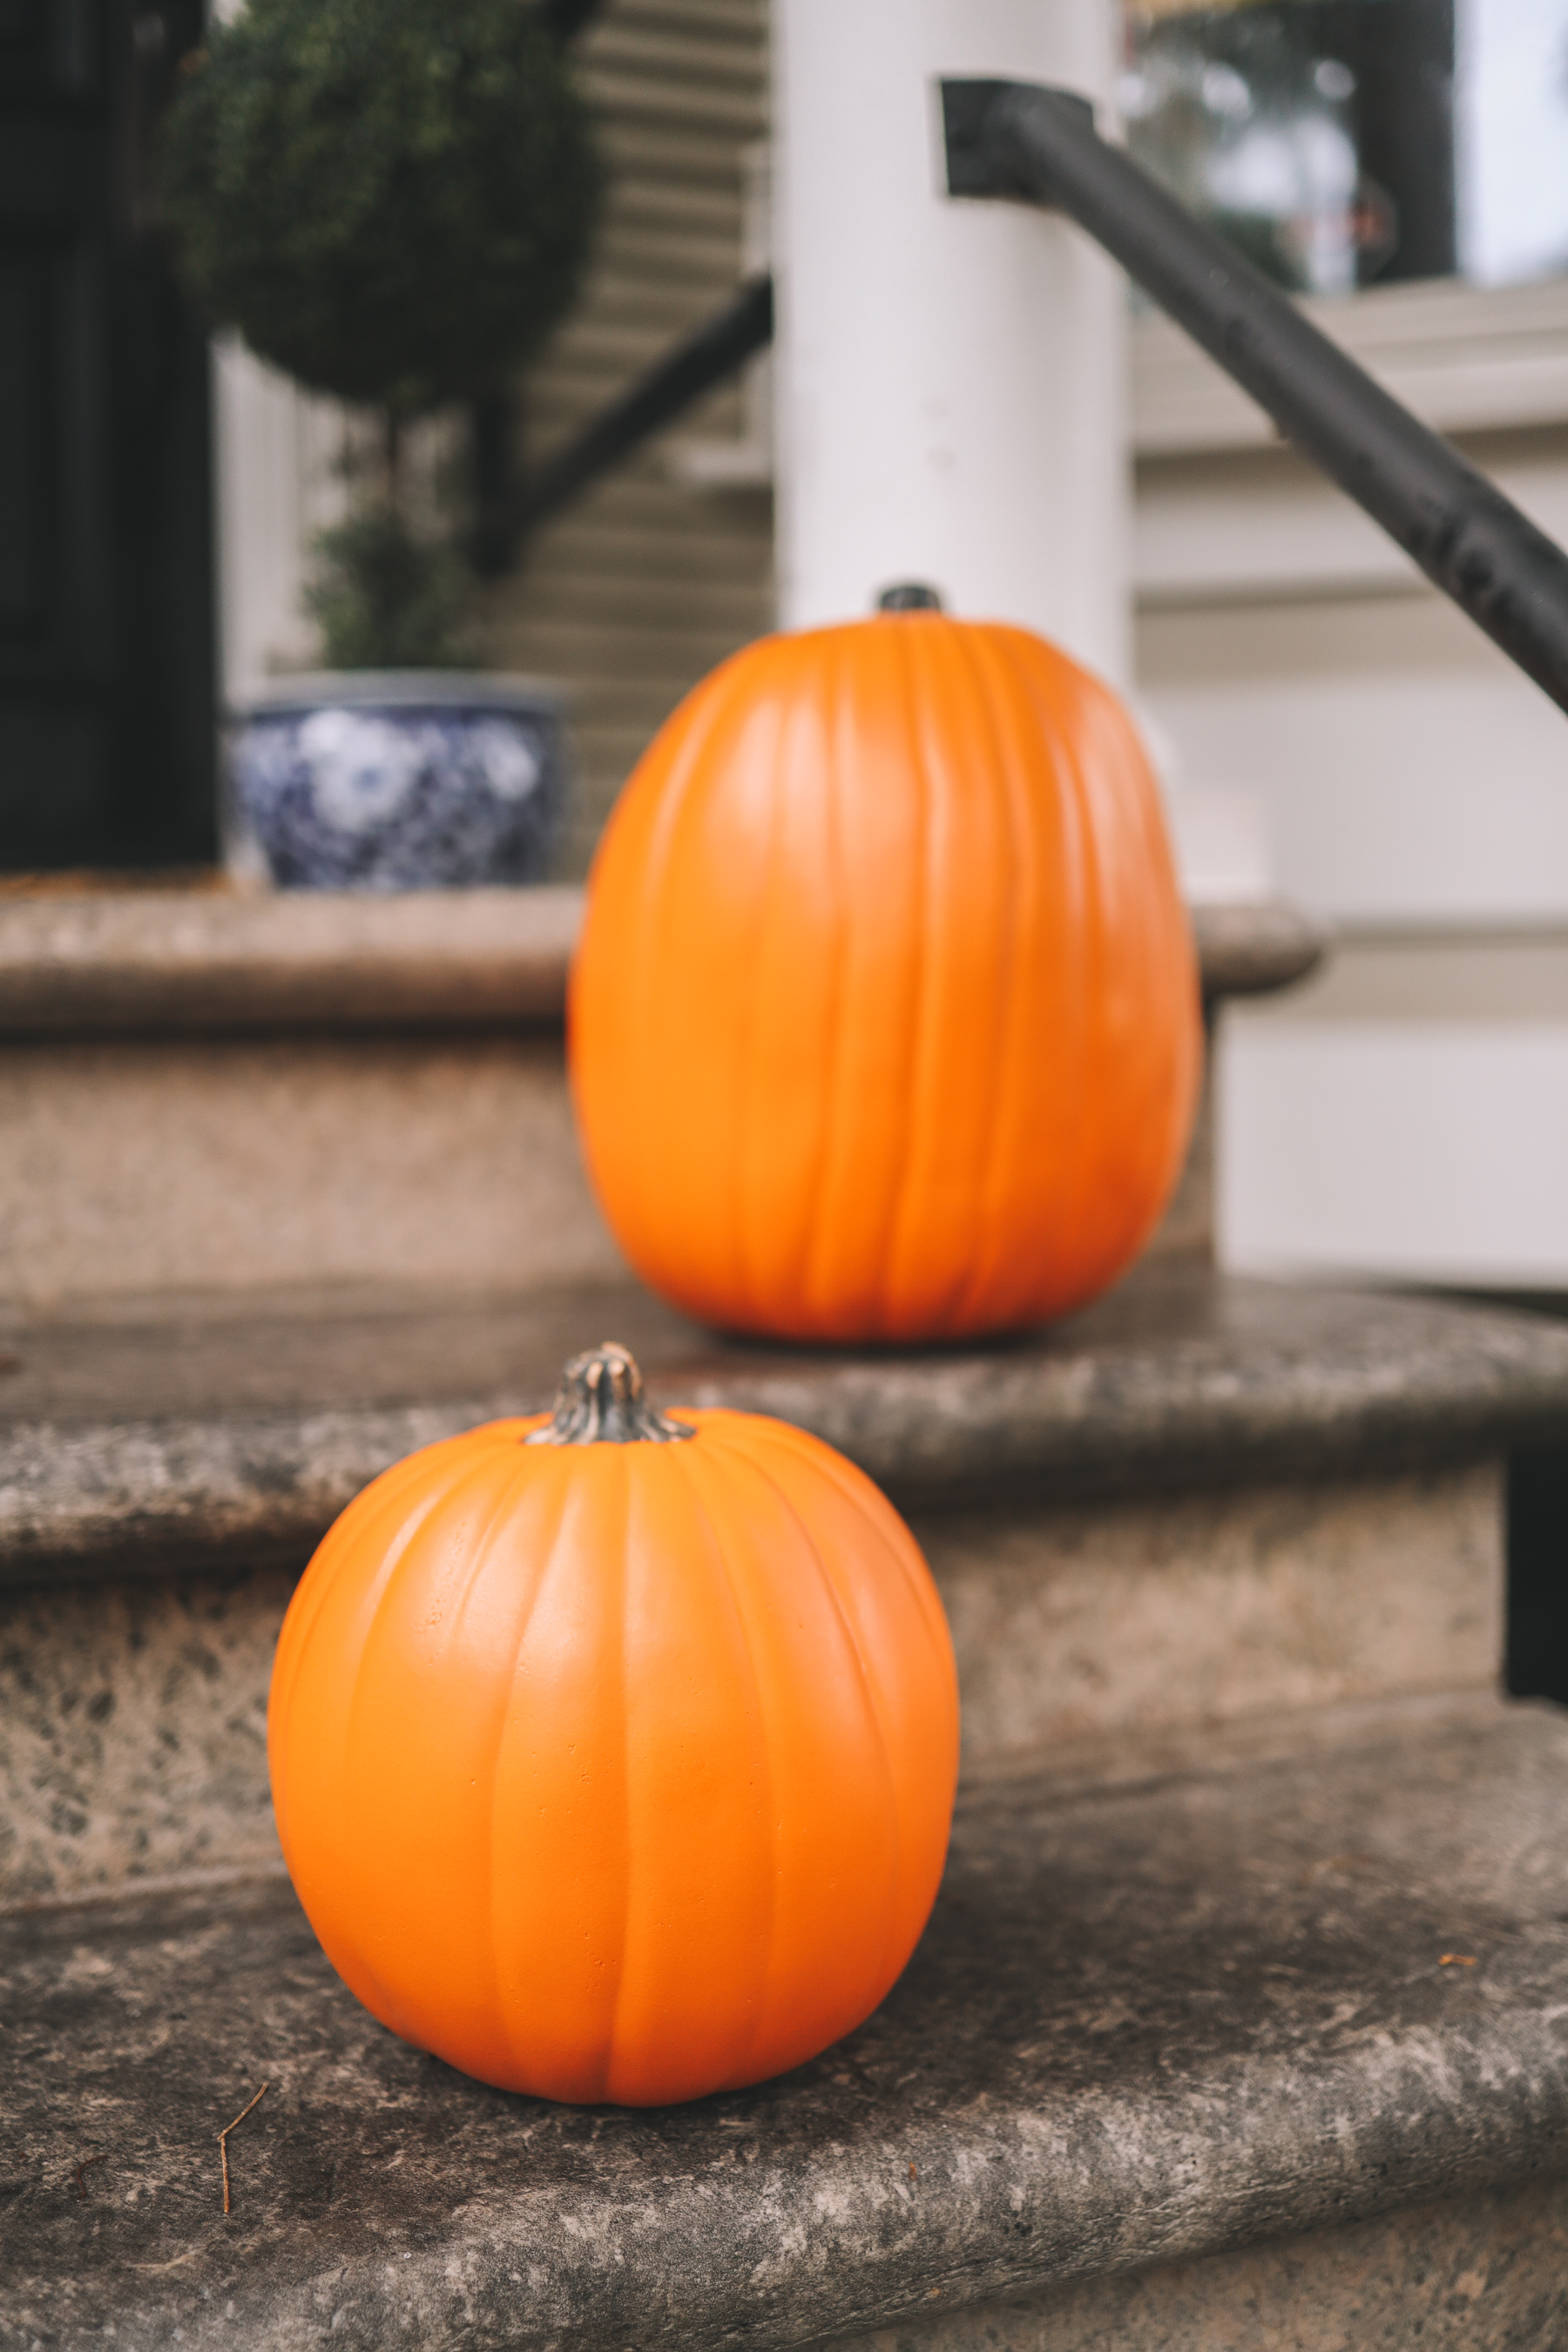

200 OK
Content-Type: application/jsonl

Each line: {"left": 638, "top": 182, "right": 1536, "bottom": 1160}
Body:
{"left": 1133, "top": 273, "right": 1568, "bottom": 458}
{"left": 1218, "top": 1016, "right": 1568, "bottom": 1288}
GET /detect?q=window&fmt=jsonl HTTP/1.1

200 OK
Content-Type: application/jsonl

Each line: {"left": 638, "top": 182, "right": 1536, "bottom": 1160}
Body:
{"left": 1122, "top": 0, "right": 1568, "bottom": 300}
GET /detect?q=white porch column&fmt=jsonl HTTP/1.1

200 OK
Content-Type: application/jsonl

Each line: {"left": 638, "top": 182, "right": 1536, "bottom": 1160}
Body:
{"left": 771, "top": 0, "right": 1129, "bottom": 686}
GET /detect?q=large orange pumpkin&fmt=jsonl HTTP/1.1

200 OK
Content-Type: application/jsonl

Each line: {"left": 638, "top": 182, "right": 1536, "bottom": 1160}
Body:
{"left": 571, "top": 591, "right": 1200, "bottom": 1342}
{"left": 268, "top": 1343, "right": 959, "bottom": 2106}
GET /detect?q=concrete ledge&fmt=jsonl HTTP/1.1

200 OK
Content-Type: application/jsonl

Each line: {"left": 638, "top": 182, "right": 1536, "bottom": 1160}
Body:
{"left": 0, "top": 889, "right": 580, "bottom": 1037}
{"left": 6, "top": 1693, "right": 1568, "bottom": 2352}
{"left": 833, "top": 2176, "right": 1568, "bottom": 2349}
{"left": 3, "top": 1267, "right": 1566, "bottom": 1586}
{"left": 0, "top": 889, "right": 1320, "bottom": 1038}
{"left": 0, "top": 1463, "right": 1504, "bottom": 1901}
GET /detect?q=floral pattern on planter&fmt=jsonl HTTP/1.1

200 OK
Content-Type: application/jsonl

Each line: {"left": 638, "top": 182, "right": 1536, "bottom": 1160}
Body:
{"left": 230, "top": 681, "right": 568, "bottom": 889}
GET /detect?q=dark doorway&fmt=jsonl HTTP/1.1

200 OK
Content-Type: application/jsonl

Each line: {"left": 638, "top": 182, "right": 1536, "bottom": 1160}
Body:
{"left": 1, "top": 0, "right": 216, "bottom": 872}
{"left": 1508, "top": 1448, "right": 1568, "bottom": 1707}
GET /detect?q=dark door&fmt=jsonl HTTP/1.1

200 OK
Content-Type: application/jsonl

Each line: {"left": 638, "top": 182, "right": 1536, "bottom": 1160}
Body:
{"left": 0, "top": 0, "right": 215, "bottom": 872}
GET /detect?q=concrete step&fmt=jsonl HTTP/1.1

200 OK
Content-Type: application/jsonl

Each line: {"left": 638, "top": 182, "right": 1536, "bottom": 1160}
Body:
{"left": 5, "top": 1262, "right": 1568, "bottom": 1906}
{"left": 0, "top": 887, "right": 1323, "bottom": 1309}
{"left": 7, "top": 1691, "right": 1568, "bottom": 2351}
{"left": 6, "top": 877, "right": 1565, "bottom": 2347}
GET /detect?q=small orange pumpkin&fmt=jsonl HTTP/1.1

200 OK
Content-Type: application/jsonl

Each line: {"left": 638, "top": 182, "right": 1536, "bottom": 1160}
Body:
{"left": 571, "top": 591, "right": 1200, "bottom": 1342}
{"left": 268, "top": 1343, "right": 959, "bottom": 2106}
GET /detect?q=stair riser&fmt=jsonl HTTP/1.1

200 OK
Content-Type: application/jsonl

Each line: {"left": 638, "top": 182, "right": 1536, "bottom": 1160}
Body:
{"left": 830, "top": 2175, "right": 1568, "bottom": 2351}
{"left": 0, "top": 1033, "right": 1209, "bottom": 1313}
{"left": 1, "top": 1463, "right": 1500, "bottom": 1907}
{"left": 0, "top": 1036, "right": 621, "bottom": 1310}
{"left": 921, "top": 1463, "right": 1499, "bottom": 1765}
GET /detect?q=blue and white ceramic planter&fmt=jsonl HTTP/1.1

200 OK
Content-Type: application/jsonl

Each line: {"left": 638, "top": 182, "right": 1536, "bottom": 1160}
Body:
{"left": 228, "top": 673, "right": 570, "bottom": 890}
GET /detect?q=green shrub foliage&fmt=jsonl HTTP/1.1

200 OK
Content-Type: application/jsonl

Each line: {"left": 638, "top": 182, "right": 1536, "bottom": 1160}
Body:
{"left": 159, "top": 0, "right": 601, "bottom": 416}
{"left": 303, "top": 505, "right": 476, "bottom": 669}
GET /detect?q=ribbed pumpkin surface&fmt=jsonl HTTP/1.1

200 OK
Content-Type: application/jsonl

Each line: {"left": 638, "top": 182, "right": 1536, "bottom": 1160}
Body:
{"left": 571, "top": 610, "right": 1200, "bottom": 1342}
{"left": 267, "top": 1408, "right": 959, "bottom": 2105}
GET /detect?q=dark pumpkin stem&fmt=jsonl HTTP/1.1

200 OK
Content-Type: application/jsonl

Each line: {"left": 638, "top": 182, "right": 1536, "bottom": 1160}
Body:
{"left": 875, "top": 581, "right": 944, "bottom": 612}
{"left": 525, "top": 1342, "right": 694, "bottom": 1446}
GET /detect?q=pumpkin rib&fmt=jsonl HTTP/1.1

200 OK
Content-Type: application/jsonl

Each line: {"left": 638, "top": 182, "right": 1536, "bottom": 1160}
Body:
{"left": 1073, "top": 673, "right": 1194, "bottom": 1281}
{"left": 725, "top": 1435, "right": 909, "bottom": 2011}
{"left": 875, "top": 617, "right": 936, "bottom": 1336}
{"left": 666, "top": 1443, "right": 782, "bottom": 2092}
{"left": 815, "top": 627, "right": 875, "bottom": 1331}
{"left": 947, "top": 625, "right": 1032, "bottom": 1332}
{"left": 1120, "top": 700, "right": 1200, "bottom": 1201}
{"left": 937, "top": 624, "right": 1010, "bottom": 1333}
{"left": 754, "top": 638, "right": 829, "bottom": 1329}
{"left": 579, "top": 653, "right": 738, "bottom": 1314}
{"left": 1067, "top": 678, "right": 1134, "bottom": 1298}
{"left": 677, "top": 667, "right": 775, "bottom": 1322}
{"left": 906, "top": 618, "right": 1019, "bottom": 1336}
{"left": 294, "top": 1444, "right": 514, "bottom": 2037}
{"left": 355, "top": 1436, "right": 541, "bottom": 2065}
{"left": 477, "top": 1450, "right": 638, "bottom": 2099}
{"left": 1005, "top": 628, "right": 1104, "bottom": 1314}
{"left": 270, "top": 1441, "right": 482, "bottom": 1862}
{"left": 276, "top": 1439, "right": 483, "bottom": 2031}
{"left": 985, "top": 628, "right": 1083, "bottom": 1321}
{"left": 454, "top": 1445, "right": 572, "bottom": 2080}
{"left": 588, "top": 1449, "right": 635, "bottom": 2104}
{"left": 795, "top": 626, "right": 855, "bottom": 1330}
{"left": 901, "top": 616, "right": 1005, "bottom": 1336}
{"left": 268, "top": 1438, "right": 467, "bottom": 1755}
{"left": 735, "top": 1416, "right": 957, "bottom": 1689}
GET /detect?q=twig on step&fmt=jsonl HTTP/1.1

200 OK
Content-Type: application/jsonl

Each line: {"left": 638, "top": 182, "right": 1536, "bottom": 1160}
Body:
{"left": 219, "top": 2083, "right": 268, "bottom": 2215}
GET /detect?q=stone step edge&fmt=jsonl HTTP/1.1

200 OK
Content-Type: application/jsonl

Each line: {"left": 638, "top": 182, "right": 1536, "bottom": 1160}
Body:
{"left": 0, "top": 888, "right": 1323, "bottom": 1037}
{"left": 7, "top": 1294, "right": 1568, "bottom": 1585}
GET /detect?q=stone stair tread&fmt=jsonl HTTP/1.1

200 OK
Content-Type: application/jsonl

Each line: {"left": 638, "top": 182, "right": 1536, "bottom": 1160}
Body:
{"left": 0, "top": 888, "right": 1319, "bottom": 1037}
{"left": 6, "top": 1691, "right": 1568, "bottom": 2351}
{"left": 4, "top": 1265, "right": 1568, "bottom": 1585}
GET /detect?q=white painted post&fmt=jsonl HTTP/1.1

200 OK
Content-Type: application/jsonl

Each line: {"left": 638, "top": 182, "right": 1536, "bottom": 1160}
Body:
{"left": 771, "top": 0, "right": 1129, "bottom": 686}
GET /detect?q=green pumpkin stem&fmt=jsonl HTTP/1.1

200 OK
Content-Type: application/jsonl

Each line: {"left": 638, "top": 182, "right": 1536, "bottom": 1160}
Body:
{"left": 525, "top": 1342, "right": 694, "bottom": 1447}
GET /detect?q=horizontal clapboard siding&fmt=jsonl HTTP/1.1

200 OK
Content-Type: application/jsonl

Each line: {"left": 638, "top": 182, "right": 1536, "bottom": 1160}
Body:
{"left": 487, "top": 0, "right": 774, "bottom": 875}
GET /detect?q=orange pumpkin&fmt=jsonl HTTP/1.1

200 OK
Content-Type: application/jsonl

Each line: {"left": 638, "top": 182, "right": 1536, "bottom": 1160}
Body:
{"left": 267, "top": 1343, "right": 959, "bottom": 2106}
{"left": 571, "top": 591, "right": 1200, "bottom": 1342}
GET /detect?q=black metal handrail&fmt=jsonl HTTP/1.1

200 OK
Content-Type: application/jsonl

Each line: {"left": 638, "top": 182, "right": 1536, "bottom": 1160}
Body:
{"left": 482, "top": 275, "right": 773, "bottom": 569}
{"left": 498, "top": 78, "right": 1568, "bottom": 722}
{"left": 942, "top": 79, "right": 1568, "bottom": 719}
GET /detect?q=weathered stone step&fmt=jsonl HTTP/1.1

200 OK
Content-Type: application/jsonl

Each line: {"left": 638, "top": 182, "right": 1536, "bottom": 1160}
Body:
{"left": 7, "top": 1263, "right": 1566, "bottom": 1580}
{"left": 6, "top": 1265, "right": 1567, "bottom": 1905}
{"left": 7, "top": 1692, "right": 1568, "bottom": 2352}
{"left": 0, "top": 889, "right": 1321, "bottom": 1309}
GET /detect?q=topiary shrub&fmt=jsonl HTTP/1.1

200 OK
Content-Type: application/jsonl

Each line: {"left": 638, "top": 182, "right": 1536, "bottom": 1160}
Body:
{"left": 159, "top": 0, "right": 601, "bottom": 665}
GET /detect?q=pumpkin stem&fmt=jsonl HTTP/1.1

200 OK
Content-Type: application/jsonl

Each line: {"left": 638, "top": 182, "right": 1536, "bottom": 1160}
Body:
{"left": 875, "top": 582, "right": 945, "bottom": 612}
{"left": 524, "top": 1342, "right": 695, "bottom": 1447}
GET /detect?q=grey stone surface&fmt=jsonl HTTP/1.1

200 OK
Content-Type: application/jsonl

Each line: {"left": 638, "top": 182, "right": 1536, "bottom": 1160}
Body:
{"left": 832, "top": 2177, "right": 1568, "bottom": 2349}
{"left": 0, "top": 888, "right": 580, "bottom": 1036}
{"left": 0, "top": 889, "right": 1315, "bottom": 1039}
{"left": 923, "top": 1463, "right": 1501, "bottom": 1762}
{"left": 0, "top": 1568, "right": 289, "bottom": 1903}
{"left": 3, "top": 1267, "right": 1567, "bottom": 1585}
{"left": 1192, "top": 897, "right": 1326, "bottom": 1005}
{"left": 0, "top": 892, "right": 1325, "bottom": 1307}
{"left": 2, "top": 1463, "right": 1502, "bottom": 1904}
{"left": 0, "top": 1031, "right": 625, "bottom": 1312}
{"left": 4, "top": 1693, "right": 1568, "bottom": 2352}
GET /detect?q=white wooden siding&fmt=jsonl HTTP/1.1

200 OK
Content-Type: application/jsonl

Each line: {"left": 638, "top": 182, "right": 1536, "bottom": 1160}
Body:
{"left": 486, "top": 0, "right": 774, "bottom": 876}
